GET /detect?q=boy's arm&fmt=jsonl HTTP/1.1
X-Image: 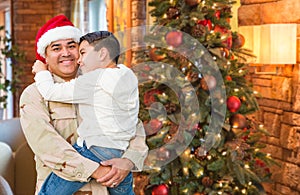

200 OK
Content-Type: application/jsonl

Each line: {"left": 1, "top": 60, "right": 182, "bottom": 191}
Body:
{"left": 122, "top": 119, "right": 148, "bottom": 171}
{"left": 34, "top": 71, "right": 93, "bottom": 104}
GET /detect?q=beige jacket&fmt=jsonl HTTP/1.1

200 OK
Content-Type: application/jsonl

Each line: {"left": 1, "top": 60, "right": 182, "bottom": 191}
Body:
{"left": 20, "top": 75, "right": 148, "bottom": 194}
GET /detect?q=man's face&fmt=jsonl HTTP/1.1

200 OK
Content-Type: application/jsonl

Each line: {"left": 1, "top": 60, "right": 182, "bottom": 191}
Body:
{"left": 45, "top": 39, "right": 79, "bottom": 81}
{"left": 77, "top": 40, "right": 102, "bottom": 74}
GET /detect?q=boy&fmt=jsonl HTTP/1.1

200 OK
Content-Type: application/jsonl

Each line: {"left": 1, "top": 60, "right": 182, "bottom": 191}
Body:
{"left": 32, "top": 31, "right": 138, "bottom": 195}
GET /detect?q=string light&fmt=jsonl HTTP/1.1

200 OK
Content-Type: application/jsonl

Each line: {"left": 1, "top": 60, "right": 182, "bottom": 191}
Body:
{"left": 182, "top": 188, "right": 188, "bottom": 193}
{"left": 183, "top": 167, "right": 189, "bottom": 176}
{"left": 238, "top": 70, "right": 243, "bottom": 73}
{"left": 234, "top": 88, "right": 239, "bottom": 92}
{"left": 259, "top": 124, "right": 264, "bottom": 128}
{"left": 244, "top": 164, "right": 250, "bottom": 169}
{"left": 220, "top": 98, "right": 224, "bottom": 104}
{"left": 241, "top": 189, "right": 247, "bottom": 194}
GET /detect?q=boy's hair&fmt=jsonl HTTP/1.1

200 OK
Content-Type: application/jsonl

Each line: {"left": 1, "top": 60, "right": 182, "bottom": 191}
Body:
{"left": 79, "top": 31, "right": 120, "bottom": 64}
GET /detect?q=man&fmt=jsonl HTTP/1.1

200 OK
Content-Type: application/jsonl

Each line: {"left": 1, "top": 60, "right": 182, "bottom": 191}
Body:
{"left": 20, "top": 15, "right": 148, "bottom": 195}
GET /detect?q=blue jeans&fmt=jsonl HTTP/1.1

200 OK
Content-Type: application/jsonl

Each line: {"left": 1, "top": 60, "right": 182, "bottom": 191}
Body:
{"left": 38, "top": 142, "right": 134, "bottom": 195}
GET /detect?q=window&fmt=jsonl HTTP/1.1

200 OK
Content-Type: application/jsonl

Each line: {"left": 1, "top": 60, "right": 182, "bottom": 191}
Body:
{"left": 71, "top": 0, "right": 108, "bottom": 35}
{"left": 0, "top": 1, "right": 12, "bottom": 120}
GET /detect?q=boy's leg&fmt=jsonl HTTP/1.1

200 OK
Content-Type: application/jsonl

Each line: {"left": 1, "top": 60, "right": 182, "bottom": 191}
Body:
{"left": 89, "top": 146, "right": 135, "bottom": 195}
{"left": 39, "top": 142, "right": 108, "bottom": 195}
{"left": 38, "top": 172, "right": 87, "bottom": 195}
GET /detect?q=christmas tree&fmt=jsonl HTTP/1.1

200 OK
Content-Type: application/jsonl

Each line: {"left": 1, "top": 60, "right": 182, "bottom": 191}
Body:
{"left": 132, "top": 0, "right": 278, "bottom": 194}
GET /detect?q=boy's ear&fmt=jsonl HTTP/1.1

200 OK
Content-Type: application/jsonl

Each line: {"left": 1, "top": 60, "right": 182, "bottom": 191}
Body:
{"left": 99, "top": 47, "right": 109, "bottom": 60}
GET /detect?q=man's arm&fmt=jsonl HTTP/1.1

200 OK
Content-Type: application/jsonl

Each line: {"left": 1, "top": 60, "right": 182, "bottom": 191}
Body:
{"left": 19, "top": 84, "right": 100, "bottom": 182}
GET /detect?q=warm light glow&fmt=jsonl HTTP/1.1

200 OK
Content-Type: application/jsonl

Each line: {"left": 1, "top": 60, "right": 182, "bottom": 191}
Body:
{"left": 239, "top": 24, "right": 297, "bottom": 64}
{"left": 238, "top": 25, "right": 261, "bottom": 63}
{"left": 259, "top": 24, "right": 296, "bottom": 64}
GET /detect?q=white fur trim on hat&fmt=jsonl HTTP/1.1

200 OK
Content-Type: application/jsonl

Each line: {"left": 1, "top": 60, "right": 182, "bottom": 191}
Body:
{"left": 37, "top": 26, "right": 82, "bottom": 58}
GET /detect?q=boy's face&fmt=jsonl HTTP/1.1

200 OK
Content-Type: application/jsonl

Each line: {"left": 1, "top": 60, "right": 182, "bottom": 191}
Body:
{"left": 78, "top": 40, "right": 101, "bottom": 74}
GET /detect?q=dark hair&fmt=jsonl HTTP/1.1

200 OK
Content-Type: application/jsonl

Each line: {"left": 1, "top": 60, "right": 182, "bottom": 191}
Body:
{"left": 79, "top": 31, "right": 120, "bottom": 64}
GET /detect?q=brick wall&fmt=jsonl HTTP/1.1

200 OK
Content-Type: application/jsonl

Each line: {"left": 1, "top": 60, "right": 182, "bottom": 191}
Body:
{"left": 239, "top": 0, "right": 300, "bottom": 194}
{"left": 11, "top": 0, "right": 71, "bottom": 115}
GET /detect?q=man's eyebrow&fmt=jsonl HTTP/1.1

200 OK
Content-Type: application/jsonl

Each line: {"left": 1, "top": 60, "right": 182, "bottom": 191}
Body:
{"left": 50, "top": 43, "right": 61, "bottom": 48}
{"left": 67, "top": 40, "right": 77, "bottom": 45}
{"left": 50, "top": 40, "right": 77, "bottom": 48}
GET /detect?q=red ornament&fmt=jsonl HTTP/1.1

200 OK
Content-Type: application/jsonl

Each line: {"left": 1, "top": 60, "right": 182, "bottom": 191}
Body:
{"left": 197, "top": 19, "right": 212, "bottom": 31}
{"left": 230, "top": 114, "right": 247, "bottom": 129}
{"left": 214, "top": 26, "right": 232, "bottom": 49}
{"left": 165, "top": 31, "right": 183, "bottom": 48}
{"left": 152, "top": 184, "right": 169, "bottom": 195}
{"left": 214, "top": 10, "right": 221, "bottom": 19}
{"left": 227, "top": 96, "right": 241, "bottom": 113}
{"left": 232, "top": 33, "right": 245, "bottom": 49}
{"left": 144, "top": 119, "right": 163, "bottom": 136}
{"left": 225, "top": 75, "right": 232, "bottom": 81}
{"left": 144, "top": 89, "right": 163, "bottom": 106}
{"left": 214, "top": 25, "right": 228, "bottom": 34}
{"left": 224, "top": 34, "right": 232, "bottom": 49}
{"left": 200, "top": 75, "right": 217, "bottom": 91}
{"left": 149, "top": 48, "right": 165, "bottom": 61}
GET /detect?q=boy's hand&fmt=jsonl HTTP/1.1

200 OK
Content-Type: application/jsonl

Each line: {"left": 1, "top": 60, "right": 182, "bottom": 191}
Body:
{"left": 32, "top": 60, "right": 47, "bottom": 74}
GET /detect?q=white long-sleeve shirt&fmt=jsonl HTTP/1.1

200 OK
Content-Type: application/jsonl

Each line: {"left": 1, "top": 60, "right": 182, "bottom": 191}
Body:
{"left": 34, "top": 64, "right": 139, "bottom": 150}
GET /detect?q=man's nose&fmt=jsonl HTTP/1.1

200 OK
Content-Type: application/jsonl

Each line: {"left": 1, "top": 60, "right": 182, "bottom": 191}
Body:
{"left": 61, "top": 47, "right": 71, "bottom": 56}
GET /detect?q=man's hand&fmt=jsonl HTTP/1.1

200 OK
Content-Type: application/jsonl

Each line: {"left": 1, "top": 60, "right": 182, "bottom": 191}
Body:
{"left": 32, "top": 60, "right": 47, "bottom": 74}
{"left": 96, "top": 158, "right": 134, "bottom": 188}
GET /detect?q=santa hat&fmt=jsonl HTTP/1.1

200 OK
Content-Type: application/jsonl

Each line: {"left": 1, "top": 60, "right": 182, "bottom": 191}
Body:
{"left": 35, "top": 14, "right": 82, "bottom": 63}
